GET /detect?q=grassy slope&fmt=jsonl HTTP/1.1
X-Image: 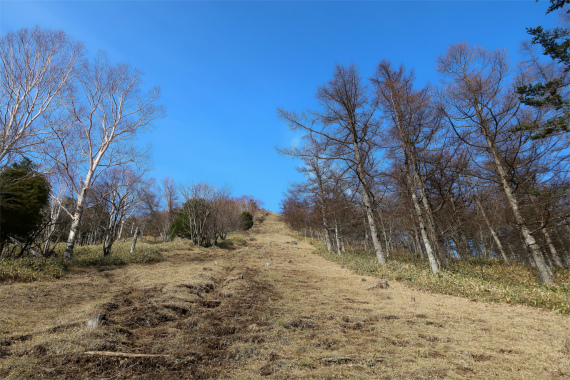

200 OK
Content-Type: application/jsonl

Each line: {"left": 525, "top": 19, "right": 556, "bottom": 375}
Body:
{"left": 3, "top": 233, "right": 568, "bottom": 315}
{"left": 316, "top": 244, "right": 570, "bottom": 314}
{"left": 1, "top": 214, "right": 570, "bottom": 379}
{"left": 0, "top": 232, "right": 248, "bottom": 282}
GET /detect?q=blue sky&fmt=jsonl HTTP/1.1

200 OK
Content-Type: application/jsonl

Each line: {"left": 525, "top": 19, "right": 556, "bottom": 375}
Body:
{"left": 0, "top": 1, "right": 559, "bottom": 212}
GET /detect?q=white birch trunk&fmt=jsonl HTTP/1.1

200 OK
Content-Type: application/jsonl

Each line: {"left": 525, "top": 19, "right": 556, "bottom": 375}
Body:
{"left": 63, "top": 182, "right": 89, "bottom": 260}
{"left": 130, "top": 227, "right": 140, "bottom": 254}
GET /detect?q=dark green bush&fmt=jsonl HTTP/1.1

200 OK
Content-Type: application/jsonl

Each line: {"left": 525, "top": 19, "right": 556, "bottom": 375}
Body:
{"left": 0, "top": 158, "right": 50, "bottom": 255}
{"left": 240, "top": 211, "right": 253, "bottom": 230}
{"left": 168, "top": 198, "right": 209, "bottom": 243}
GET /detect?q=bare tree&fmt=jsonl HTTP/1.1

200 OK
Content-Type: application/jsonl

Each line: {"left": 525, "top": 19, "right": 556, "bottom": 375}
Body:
{"left": 437, "top": 43, "right": 561, "bottom": 283}
{"left": 137, "top": 179, "right": 161, "bottom": 240}
{"left": 235, "top": 195, "right": 262, "bottom": 220}
{"left": 93, "top": 165, "right": 148, "bottom": 256}
{"left": 373, "top": 61, "right": 443, "bottom": 274}
{"left": 278, "top": 135, "right": 348, "bottom": 252}
{"left": 0, "top": 26, "right": 84, "bottom": 167}
{"left": 159, "top": 177, "right": 177, "bottom": 242}
{"left": 48, "top": 52, "right": 165, "bottom": 260}
{"left": 176, "top": 182, "right": 241, "bottom": 246}
{"left": 466, "top": 179, "right": 510, "bottom": 265}
{"left": 279, "top": 64, "right": 387, "bottom": 264}
{"left": 41, "top": 180, "right": 69, "bottom": 256}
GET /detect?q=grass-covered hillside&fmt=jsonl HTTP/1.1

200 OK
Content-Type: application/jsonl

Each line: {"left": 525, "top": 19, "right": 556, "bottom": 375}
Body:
{"left": 316, "top": 244, "right": 570, "bottom": 314}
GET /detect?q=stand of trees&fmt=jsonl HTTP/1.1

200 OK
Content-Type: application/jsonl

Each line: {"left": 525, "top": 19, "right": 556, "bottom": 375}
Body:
{"left": 280, "top": 1, "right": 570, "bottom": 284}
{"left": 0, "top": 26, "right": 261, "bottom": 259}
{"left": 169, "top": 183, "right": 259, "bottom": 247}
{"left": 0, "top": 26, "right": 165, "bottom": 259}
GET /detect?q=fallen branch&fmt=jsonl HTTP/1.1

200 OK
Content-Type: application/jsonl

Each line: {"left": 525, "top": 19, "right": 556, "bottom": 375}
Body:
{"left": 10, "top": 237, "right": 43, "bottom": 258}
{"left": 83, "top": 351, "right": 171, "bottom": 358}
{"left": 321, "top": 356, "right": 353, "bottom": 364}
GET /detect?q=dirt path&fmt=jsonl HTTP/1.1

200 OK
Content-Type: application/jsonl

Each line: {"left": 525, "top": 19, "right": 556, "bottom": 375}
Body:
{"left": 1, "top": 212, "right": 569, "bottom": 379}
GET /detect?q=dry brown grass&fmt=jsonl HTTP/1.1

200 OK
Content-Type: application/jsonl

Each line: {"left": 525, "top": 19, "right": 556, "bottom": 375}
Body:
{"left": 1, "top": 212, "right": 569, "bottom": 379}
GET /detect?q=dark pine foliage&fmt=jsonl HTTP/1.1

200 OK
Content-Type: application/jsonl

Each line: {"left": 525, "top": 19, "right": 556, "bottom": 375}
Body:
{"left": 516, "top": 0, "right": 570, "bottom": 138}
{"left": 240, "top": 211, "right": 254, "bottom": 230}
{"left": 0, "top": 159, "right": 50, "bottom": 254}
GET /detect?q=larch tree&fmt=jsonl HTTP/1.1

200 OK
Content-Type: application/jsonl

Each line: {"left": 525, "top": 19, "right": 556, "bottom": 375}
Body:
{"left": 437, "top": 43, "right": 557, "bottom": 283}
{"left": 278, "top": 64, "right": 387, "bottom": 265}
{"left": 277, "top": 134, "right": 346, "bottom": 252}
{"left": 373, "top": 61, "right": 443, "bottom": 274}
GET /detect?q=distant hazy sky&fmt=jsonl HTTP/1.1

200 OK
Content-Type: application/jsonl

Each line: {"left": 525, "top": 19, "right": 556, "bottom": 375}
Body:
{"left": 0, "top": 1, "right": 559, "bottom": 211}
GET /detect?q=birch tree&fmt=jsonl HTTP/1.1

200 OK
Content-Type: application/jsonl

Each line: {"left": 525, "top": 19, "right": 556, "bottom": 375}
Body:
{"left": 0, "top": 26, "right": 83, "bottom": 167}
{"left": 50, "top": 52, "right": 165, "bottom": 260}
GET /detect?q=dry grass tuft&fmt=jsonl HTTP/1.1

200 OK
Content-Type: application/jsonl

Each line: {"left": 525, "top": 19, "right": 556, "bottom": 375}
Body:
{"left": 0, "top": 236, "right": 242, "bottom": 282}
{"left": 0, "top": 257, "right": 66, "bottom": 282}
{"left": 71, "top": 243, "right": 163, "bottom": 267}
{"left": 0, "top": 241, "right": 165, "bottom": 283}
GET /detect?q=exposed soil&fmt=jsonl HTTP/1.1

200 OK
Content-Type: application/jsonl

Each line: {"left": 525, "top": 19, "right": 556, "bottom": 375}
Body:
{"left": 1, "top": 212, "right": 569, "bottom": 379}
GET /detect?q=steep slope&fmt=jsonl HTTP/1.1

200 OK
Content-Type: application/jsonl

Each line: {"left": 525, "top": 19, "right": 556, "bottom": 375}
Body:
{"left": 1, "top": 212, "right": 568, "bottom": 379}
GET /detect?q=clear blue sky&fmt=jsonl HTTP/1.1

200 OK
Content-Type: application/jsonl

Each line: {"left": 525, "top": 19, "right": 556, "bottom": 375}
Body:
{"left": 0, "top": 1, "right": 559, "bottom": 212}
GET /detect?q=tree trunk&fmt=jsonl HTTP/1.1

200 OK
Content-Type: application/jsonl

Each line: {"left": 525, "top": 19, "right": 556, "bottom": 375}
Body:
{"left": 63, "top": 185, "right": 88, "bottom": 261}
{"left": 103, "top": 243, "right": 112, "bottom": 257}
{"left": 553, "top": 230, "right": 569, "bottom": 268}
{"left": 508, "top": 245, "right": 516, "bottom": 262}
{"left": 406, "top": 168, "right": 439, "bottom": 274}
{"left": 480, "top": 227, "right": 489, "bottom": 258}
{"left": 414, "top": 228, "right": 425, "bottom": 259}
{"left": 317, "top": 175, "right": 333, "bottom": 252}
{"left": 379, "top": 213, "right": 391, "bottom": 258}
{"left": 63, "top": 157, "right": 102, "bottom": 260}
{"left": 350, "top": 127, "right": 386, "bottom": 264}
{"left": 324, "top": 228, "right": 333, "bottom": 252}
{"left": 334, "top": 217, "right": 342, "bottom": 255}
{"left": 364, "top": 229, "right": 370, "bottom": 253}
{"left": 130, "top": 227, "right": 140, "bottom": 254}
{"left": 484, "top": 136, "right": 553, "bottom": 283}
{"left": 472, "top": 192, "right": 509, "bottom": 265}
{"left": 384, "top": 86, "right": 444, "bottom": 269}
{"left": 411, "top": 160, "right": 446, "bottom": 268}
{"left": 360, "top": 187, "right": 385, "bottom": 263}
{"left": 542, "top": 227, "right": 564, "bottom": 268}
{"left": 118, "top": 219, "right": 126, "bottom": 240}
